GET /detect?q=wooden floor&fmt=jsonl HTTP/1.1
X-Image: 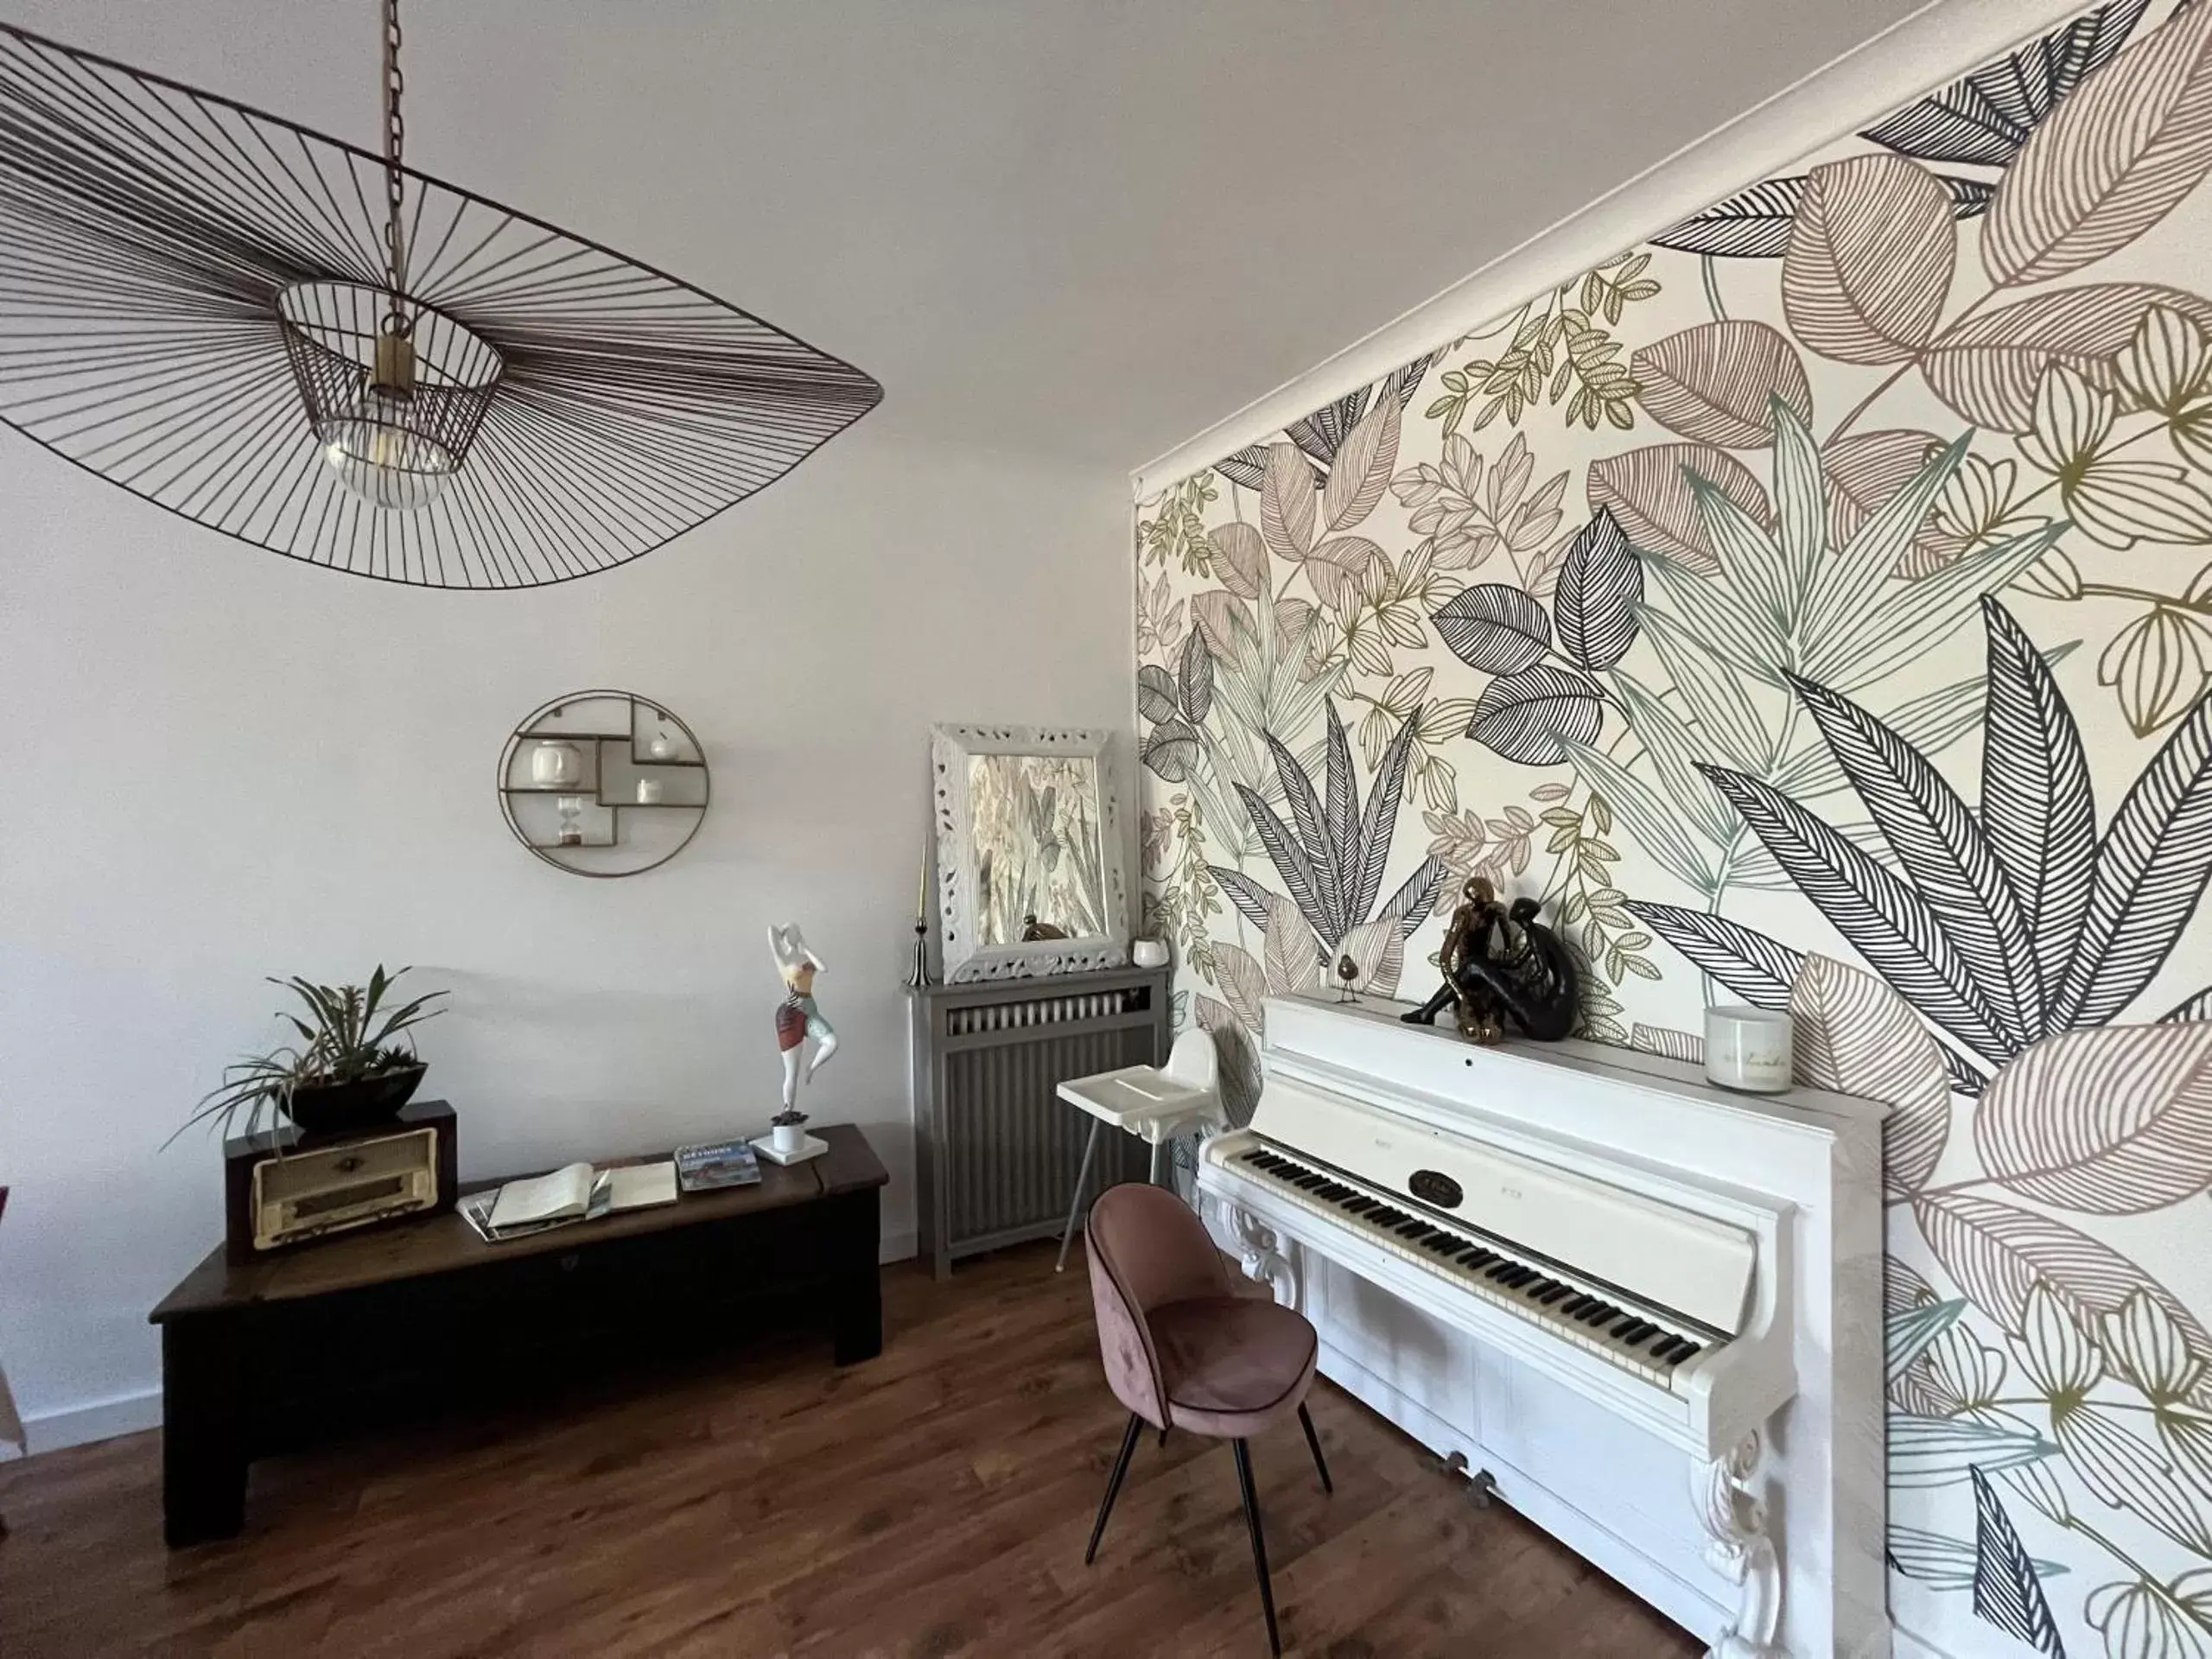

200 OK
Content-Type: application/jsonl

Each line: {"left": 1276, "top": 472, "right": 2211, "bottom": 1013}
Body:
{"left": 0, "top": 1243, "right": 1700, "bottom": 1657}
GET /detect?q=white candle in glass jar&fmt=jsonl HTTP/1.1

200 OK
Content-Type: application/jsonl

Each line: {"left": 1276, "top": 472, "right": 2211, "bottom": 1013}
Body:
{"left": 1704, "top": 1007, "right": 1794, "bottom": 1094}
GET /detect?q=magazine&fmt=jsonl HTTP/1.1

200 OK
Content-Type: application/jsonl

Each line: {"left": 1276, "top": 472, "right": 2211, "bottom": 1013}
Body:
{"left": 674, "top": 1138, "right": 762, "bottom": 1192}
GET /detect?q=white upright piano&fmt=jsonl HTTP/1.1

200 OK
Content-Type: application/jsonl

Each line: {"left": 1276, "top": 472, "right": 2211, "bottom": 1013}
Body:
{"left": 1198, "top": 993, "right": 1891, "bottom": 1658}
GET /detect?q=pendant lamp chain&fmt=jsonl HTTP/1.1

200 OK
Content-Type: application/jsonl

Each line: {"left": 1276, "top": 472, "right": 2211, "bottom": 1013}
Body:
{"left": 381, "top": 0, "right": 409, "bottom": 314}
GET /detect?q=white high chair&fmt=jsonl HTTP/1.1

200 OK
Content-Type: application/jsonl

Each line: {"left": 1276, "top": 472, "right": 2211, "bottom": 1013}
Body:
{"left": 1053, "top": 1029, "right": 1225, "bottom": 1272}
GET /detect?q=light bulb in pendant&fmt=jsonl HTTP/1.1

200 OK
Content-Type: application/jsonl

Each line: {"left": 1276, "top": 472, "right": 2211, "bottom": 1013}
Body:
{"left": 318, "top": 326, "right": 460, "bottom": 511}
{"left": 322, "top": 393, "right": 457, "bottom": 510}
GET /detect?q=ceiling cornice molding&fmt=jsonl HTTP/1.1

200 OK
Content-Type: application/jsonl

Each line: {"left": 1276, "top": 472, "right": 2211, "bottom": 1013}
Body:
{"left": 1128, "top": 0, "right": 2088, "bottom": 500}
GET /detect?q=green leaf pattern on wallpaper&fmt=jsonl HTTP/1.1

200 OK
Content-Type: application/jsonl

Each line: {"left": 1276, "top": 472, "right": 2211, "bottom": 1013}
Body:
{"left": 1134, "top": 2, "right": 2212, "bottom": 1651}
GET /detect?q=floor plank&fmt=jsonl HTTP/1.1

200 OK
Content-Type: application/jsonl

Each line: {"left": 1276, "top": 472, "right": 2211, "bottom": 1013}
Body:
{"left": 0, "top": 1242, "right": 1702, "bottom": 1657}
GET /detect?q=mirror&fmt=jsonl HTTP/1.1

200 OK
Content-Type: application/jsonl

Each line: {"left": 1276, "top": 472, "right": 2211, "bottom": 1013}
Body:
{"left": 966, "top": 752, "right": 1106, "bottom": 944}
{"left": 932, "top": 725, "right": 1128, "bottom": 981}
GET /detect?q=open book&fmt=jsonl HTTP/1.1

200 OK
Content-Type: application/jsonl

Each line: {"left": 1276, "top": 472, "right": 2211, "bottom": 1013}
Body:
{"left": 464, "top": 1160, "right": 679, "bottom": 1243}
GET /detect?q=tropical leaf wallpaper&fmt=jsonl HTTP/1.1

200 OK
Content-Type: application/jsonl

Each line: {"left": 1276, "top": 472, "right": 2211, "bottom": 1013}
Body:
{"left": 1133, "top": 3, "right": 2212, "bottom": 1652}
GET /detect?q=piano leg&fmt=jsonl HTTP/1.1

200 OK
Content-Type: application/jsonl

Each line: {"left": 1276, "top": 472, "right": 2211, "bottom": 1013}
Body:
{"left": 1692, "top": 1430, "right": 1783, "bottom": 1659}
{"left": 1217, "top": 1198, "right": 1300, "bottom": 1310}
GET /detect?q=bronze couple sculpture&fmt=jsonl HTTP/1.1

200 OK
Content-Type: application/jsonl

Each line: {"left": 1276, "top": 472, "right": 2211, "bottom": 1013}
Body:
{"left": 1402, "top": 875, "right": 1580, "bottom": 1044}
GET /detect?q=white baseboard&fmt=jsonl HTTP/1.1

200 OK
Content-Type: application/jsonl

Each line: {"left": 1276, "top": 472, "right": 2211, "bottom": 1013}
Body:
{"left": 12, "top": 1389, "right": 162, "bottom": 1458}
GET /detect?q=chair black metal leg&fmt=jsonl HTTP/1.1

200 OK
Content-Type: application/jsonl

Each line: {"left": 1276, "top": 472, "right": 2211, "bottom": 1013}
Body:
{"left": 1232, "top": 1439, "right": 1281, "bottom": 1657}
{"left": 1085, "top": 1413, "right": 1145, "bottom": 1566}
{"left": 1298, "top": 1402, "right": 1332, "bottom": 1496}
{"left": 1159, "top": 1426, "right": 1170, "bottom": 1448}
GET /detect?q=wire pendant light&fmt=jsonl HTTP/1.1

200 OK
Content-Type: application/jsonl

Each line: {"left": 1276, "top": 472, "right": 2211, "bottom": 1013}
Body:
{"left": 0, "top": 3, "right": 882, "bottom": 588}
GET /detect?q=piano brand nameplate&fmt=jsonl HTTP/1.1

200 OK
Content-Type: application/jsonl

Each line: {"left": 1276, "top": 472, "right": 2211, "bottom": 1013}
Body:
{"left": 1408, "top": 1169, "right": 1462, "bottom": 1209}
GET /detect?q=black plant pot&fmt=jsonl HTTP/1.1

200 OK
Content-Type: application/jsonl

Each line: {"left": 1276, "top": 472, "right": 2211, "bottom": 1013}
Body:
{"left": 285, "top": 1062, "right": 428, "bottom": 1136}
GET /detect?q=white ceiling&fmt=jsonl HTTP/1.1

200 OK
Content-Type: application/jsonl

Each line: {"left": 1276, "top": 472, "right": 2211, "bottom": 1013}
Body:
{"left": 15, "top": 0, "right": 1927, "bottom": 467}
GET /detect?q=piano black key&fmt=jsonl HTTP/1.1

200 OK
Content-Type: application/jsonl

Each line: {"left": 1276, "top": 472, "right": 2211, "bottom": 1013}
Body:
{"left": 1620, "top": 1321, "right": 1658, "bottom": 1345}
{"left": 1577, "top": 1303, "right": 1618, "bottom": 1325}
{"left": 1458, "top": 1249, "right": 1494, "bottom": 1268}
{"left": 1649, "top": 1338, "right": 1688, "bottom": 1364}
{"left": 1670, "top": 1342, "right": 1701, "bottom": 1364}
{"left": 1559, "top": 1294, "right": 1590, "bottom": 1315}
{"left": 1484, "top": 1262, "right": 1515, "bottom": 1281}
{"left": 1395, "top": 1221, "right": 1428, "bottom": 1238}
{"left": 1610, "top": 1315, "right": 1642, "bottom": 1338}
{"left": 1535, "top": 1283, "right": 1572, "bottom": 1305}
{"left": 1344, "top": 1198, "right": 1375, "bottom": 1215}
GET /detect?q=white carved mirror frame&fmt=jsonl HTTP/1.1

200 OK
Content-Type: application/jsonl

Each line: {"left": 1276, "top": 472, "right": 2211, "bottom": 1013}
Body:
{"left": 931, "top": 723, "right": 1129, "bottom": 982}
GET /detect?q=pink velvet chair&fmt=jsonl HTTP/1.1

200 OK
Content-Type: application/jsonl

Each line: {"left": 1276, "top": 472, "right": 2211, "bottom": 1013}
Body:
{"left": 1082, "top": 1182, "right": 1329, "bottom": 1656}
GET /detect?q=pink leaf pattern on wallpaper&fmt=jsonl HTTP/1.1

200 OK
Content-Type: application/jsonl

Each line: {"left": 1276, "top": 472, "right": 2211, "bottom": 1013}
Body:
{"left": 1211, "top": 940, "right": 1269, "bottom": 1035}
{"left": 1188, "top": 588, "right": 1246, "bottom": 664}
{"left": 1822, "top": 429, "right": 1967, "bottom": 575}
{"left": 1973, "top": 1023, "right": 2212, "bottom": 1213}
{"left": 1338, "top": 916, "right": 1407, "bottom": 998}
{"left": 1788, "top": 953, "right": 1952, "bottom": 1194}
{"left": 1585, "top": 442, "right": 1770, "bottom": 575}
{"left": 1913, "top": 1190, "right": 2212, "bottom": 1399}
{"left": 1208, "top": 521, "right": 1268, "bottom": 601}
{"left": 1260, "top": 890, "right": 1320, "bottom": 996}
{"left": 1320, "top": 398, "right": 1401, "bottom": 534}
{"left": 1304, "top": 535, "right": 1389, "bottom": 613}
{"left": 1986, "top": 0, "right": 2212, "bottom": 285}
{"left": 1630, "top": 321, "right": 1812, "bottom": 448}
{"left": 1920, "top": 282, "right": 2212, "bottom": 430}
{"left": 1783, "top": 155, "right": 1957, "bottom": 364}
{"left": 1260, "top": 441, "right": 1316, "bottom": 559}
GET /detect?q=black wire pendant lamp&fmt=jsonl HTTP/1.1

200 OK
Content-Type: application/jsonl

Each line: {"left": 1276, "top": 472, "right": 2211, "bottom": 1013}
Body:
{"left": 0, "top": 3, "right": 882, "bottom": 588}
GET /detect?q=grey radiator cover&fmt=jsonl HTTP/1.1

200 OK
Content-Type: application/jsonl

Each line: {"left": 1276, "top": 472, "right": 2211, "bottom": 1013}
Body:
{"left": 907, "top": 966, "right": 1170, "bottom": 1279}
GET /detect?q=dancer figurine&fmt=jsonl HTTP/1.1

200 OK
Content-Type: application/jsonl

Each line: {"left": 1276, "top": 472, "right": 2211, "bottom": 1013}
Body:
{"left": 763, "top": 923, "right": 837, "bottom": 1164}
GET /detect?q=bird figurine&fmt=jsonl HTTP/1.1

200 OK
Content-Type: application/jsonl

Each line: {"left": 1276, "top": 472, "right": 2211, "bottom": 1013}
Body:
{"left": 1335, "top": 954, "right": 1362, "bottom": 1004}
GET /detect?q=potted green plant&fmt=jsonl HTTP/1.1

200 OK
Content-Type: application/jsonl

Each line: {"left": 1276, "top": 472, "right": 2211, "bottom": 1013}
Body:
{"left": 173, "top": 966, "right": 447, "bottom": 1145}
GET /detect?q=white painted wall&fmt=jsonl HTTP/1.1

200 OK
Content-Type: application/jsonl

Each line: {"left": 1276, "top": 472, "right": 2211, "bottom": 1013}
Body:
{"left": 0, "top": 419, "right": 1130, "bottom": 1445}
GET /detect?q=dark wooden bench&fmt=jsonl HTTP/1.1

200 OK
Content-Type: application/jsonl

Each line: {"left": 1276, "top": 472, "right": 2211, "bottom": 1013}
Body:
{"left": 150, "top": 1124, "right": 887, "bottom": 1546}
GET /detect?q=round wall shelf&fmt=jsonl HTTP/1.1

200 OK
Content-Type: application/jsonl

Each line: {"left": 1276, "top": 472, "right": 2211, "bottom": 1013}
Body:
{"left": 497, "top": 690, "right": 709, "bottom": 878}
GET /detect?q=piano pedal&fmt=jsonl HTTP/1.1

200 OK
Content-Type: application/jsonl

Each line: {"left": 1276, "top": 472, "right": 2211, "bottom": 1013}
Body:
{"left": 1466, "top": 1469, "right": 1498, "bottom": 1510}
{"left": 1427, "top": 1448, "right": 1469, "bottom": 1481}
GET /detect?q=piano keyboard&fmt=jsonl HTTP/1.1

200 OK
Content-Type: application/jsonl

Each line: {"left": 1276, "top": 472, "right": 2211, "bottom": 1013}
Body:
{"left": 1224, "top": 1140, "right": 1721, "bottom": 1391}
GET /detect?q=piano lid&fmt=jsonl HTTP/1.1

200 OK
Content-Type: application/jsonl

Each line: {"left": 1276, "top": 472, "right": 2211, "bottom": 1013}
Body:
{"left": 1246, "top": 1074, "right": 1759, "bottom": 1336}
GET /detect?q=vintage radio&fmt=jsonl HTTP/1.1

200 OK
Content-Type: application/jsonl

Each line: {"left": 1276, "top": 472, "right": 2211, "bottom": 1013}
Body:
{"left": 224, "top": 1100, "right": 457, "bottom": 1261}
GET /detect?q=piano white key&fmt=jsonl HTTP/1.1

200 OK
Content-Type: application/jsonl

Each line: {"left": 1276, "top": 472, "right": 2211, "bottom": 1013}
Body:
{"left": 1217, "top": 1141, "right": 1720, "bottom": 1395}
